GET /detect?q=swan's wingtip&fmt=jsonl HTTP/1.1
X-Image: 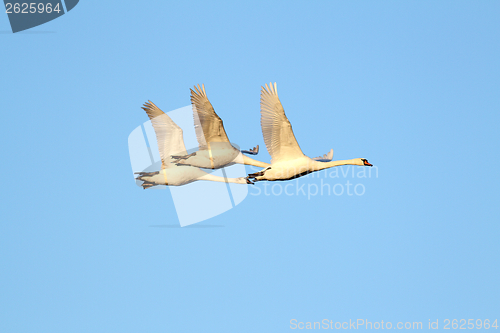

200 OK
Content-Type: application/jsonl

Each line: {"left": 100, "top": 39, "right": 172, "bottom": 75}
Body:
{"left": 241, "top": 145, "right": 259, "bottom": 155}
{"left": 327, "top": 149, "right": 334, "bottom": 160}
{"left": 312, "top": 148, "right": 334, "bottom": 162}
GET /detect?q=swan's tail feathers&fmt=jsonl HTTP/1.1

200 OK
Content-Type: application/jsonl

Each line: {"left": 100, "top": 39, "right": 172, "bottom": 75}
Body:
{"left": 241, "top": 145, "right": 259, "bottom": 155}
{"left": 313, "top": 149, "right": 334, "bottom": 162}
{"left": 135, "top": 171, "right": 159, "bottom": 189}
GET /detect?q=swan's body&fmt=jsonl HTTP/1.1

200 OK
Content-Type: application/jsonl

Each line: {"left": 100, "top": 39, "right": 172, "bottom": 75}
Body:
{"left": 135, "top": 101, "right": 250, "bottom": 189}
{"left": 249, "top": 157, "right": 370, "bottom": 181}
{"left": 137, "top": 167, "right": 248, "bottom": 188}
{"left": 248, "top": 83, "right": 372, "bottom": 183}
{"left": 173, "top": 84, "right": 270, "bottom": 169}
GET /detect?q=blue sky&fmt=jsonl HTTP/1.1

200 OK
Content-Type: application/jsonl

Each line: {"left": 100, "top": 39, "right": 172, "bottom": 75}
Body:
{"left": 1, "top": 1, "right": 499, "bottom": 332}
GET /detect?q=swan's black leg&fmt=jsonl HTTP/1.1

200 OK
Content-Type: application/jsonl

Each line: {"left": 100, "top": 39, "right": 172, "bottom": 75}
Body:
{"left": 247, "top": 170, "right": 266, "bottom": 178}
{"left": 171, "top": 152, "right": 196, "bottom": 161}
{"left": 245, "top": 176, "right": 255, "bottom": 185}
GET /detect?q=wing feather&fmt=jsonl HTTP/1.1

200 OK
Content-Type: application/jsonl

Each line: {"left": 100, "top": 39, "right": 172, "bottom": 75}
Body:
{"left": 141, "top": 101, "right": 187, "bottom": 169}
{"left": 260, "top": 83, "right": 304, "bottom": 163}
{"left": 191, "top": 84, "right": 230, "bottom": 149}
{"left": 312, "top": 149, "right": 334, "bottom": 162}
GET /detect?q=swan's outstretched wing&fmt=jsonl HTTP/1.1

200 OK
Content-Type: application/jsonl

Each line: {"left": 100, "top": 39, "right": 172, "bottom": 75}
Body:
{"left": 260, "top": 83, "right": 304, "bottom": 163}
{"left": 142, "top": 101, "right": 187, "bottom": 169}
{"left": 313, "top": 149, "right": 334, "bottom": 162}
{"left": 191, "top": 84, "right": 230, "bottom": 149}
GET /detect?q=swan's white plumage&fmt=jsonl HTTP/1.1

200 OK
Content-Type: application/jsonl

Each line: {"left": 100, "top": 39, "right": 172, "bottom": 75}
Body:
{"left": 172, "top": 84, "right": 270, "bottom": 169}
{"left": 142, "top": 101, "right": 187, "bottom": 169}
{"left": 191, "top": 84, "right": 230, "bottom": 149}
{"left": 249, "top": 83, "right": 371, "bottom": 182}
{"left": 260, "top": 82, "right": 304, "bottom": 163}
{"left": 137, "top": 101, "right": 249, "bottom": 187}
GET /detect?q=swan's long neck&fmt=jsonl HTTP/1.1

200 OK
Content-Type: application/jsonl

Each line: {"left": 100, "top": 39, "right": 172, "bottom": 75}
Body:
{"left": 197, "top": 173, "right": 247, "bottom": 184}
{"left": 241, "top": 155, "right": 271, "bottom": 168}
{"left": 312, "top": 159, "right": 361, "bottom": 171}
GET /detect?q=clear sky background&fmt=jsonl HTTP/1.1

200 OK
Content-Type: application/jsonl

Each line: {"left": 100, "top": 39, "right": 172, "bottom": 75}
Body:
{"left": 1, "top": 1, "right": 499, "bottom": 332}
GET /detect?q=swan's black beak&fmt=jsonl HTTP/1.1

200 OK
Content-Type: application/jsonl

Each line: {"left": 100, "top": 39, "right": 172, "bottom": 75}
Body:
{"left": 363, "top": 160, "right": 373, "bottom": 167}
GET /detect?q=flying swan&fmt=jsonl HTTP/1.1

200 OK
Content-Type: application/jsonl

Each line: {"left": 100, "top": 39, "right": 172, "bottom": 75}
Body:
{"left": 247, "top": 83, "right": 372, "bottom": 183}
{"left": 172, "top": 84, "right": 270, "bottom": 169}
{"left": 135, "top": 101, "right": 251, "bottom": 188}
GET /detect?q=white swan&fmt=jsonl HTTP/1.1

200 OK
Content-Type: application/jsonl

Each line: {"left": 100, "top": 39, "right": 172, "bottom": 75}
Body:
{"left": 247, "top": 83, "right": 372, "bottom": 182}
{"left": 135, "top": 101, "right": 251, "bottom": 188}
{"left": 172, "top": 84, "right": 270, "bottom": 169}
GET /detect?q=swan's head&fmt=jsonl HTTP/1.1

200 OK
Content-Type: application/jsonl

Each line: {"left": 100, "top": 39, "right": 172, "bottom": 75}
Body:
{"left": 360, "top": 158, "right": 373, "bottom": 167}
